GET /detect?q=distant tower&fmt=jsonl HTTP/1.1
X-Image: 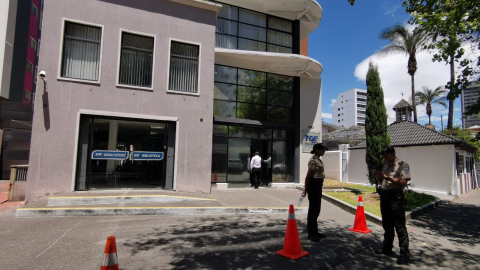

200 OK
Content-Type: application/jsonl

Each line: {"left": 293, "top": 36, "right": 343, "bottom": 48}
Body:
{"left": 393, "top": 99, "right": 413, "bottom": 122}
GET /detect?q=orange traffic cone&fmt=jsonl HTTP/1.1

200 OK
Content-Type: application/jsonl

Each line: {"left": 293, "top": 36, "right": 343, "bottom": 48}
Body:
{"left": 349, "top": 196, "right": 372, "bottom": 234}
{"left": 100, "top": 236, "right": 119, "bottom": 270}
{"left": 276, "top": 204, "right": 309, "bottom": 260}
{"left": 214, "top": 172, "right": 218, "bottom": 182}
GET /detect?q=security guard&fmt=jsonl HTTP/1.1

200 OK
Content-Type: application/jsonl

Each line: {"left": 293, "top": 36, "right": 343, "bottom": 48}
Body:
{"left": 302, "top": 143, "right": 328, "bottom": 242}
{"left": 372, "top": 146, "right": 411, "bottom": 265}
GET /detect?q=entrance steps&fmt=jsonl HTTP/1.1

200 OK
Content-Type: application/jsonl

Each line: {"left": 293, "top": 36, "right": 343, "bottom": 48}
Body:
{"left": 15, "top": 190, "right": 307, "bottom": 218}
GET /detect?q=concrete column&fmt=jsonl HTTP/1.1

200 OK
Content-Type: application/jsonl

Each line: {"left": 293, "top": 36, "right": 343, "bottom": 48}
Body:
{"left": 106, "top": 121, "right": 118, "bottom": 175}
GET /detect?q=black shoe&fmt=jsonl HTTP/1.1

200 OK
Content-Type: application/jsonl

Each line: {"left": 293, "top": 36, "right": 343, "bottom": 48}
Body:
{"left": 307, "top": 235, "right": 320, "bottom": 242}
{"left": 374, "top": 248, "right": 392, "bottom": 255}
{"left": 317, "top": 233, "right": 327, "bottom": 239}
{"left": 397, "top": 256, "right": 410, "bottom": 265}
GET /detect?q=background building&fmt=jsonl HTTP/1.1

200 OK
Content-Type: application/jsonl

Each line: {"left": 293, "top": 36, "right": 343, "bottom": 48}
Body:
{"left": 462, "top": 81, "right": 480, "bottom": 129}
{"left": 332, "top": 88, "right": 366, "bottom": 128}
{"left": 0, "top": 0, "right": 43, "bottom": 103}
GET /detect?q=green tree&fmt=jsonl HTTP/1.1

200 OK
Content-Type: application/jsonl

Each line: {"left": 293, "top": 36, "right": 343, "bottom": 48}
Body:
{"left": 414, "top": 86, "right": 447, "bottom": 125}
{"left": 365, "top": 62, "right": 391, "bottom": 189}
{"left": 377, "top": 24, "right": 430, "bottom": 123}
{"left": 444, "top": 126, "right": 480, "bottom": 161}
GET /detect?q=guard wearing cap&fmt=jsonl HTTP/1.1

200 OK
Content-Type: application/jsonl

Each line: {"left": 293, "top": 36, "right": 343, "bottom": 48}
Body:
{"left": 372, "top": 146, "right": 411, "bottom": 265}
{"left": 302, "top": 143, "right": 328, "bottom": 242}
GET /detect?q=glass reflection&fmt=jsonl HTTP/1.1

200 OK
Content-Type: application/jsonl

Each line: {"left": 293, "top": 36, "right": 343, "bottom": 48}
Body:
{"left": 267, "top": 106, "right": 293, "bottom": 123}
{"left": 267, "top": 74, "right": 293, "bottom": 91}
{"left": 237, "top": 86, "right": 266, "bottom": 104}
{"left": 238, "top": 69, "right": 266, "bottom": 87}
{"left": 227, "top": 138, "right": 251, "bottom": 183}
{"left": 238, "top": 39, "right": 266, "bottom": 52}
{"left": 267, "top": 90, "right": 293, "bottom": 107}
{"left": 214, "top": 100, "right": 236, "bottom": 118}
{"left": 237, "top": 103, "right": 266, "bottom": 121}
{"left": 214, "top": 82, "right": 236, "bottom": 101}
{"left": 212, "top": 136, "right": 227, "bottom": 182}
{"left": 215, "top": 65, "right": 237, "bottom": 84}
{"left": 272, "top": 140, "right": 293, "bottom": 182}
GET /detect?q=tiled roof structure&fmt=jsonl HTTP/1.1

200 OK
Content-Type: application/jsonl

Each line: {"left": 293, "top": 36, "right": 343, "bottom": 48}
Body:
{"left": 322, "top": 122, "right": 344, "bottom": 132}
{"left": 323, "top": 125, "right": 365, "bottom": 144}
{"left": 350, "top": 121, "right": 475, "bottom": 150}
{"left": 393, "top": 99, "right": 413, "bottom": 110}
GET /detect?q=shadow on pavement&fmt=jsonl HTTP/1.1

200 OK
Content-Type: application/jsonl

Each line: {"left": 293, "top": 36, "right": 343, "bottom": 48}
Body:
{"left": 123, "top": 215, "right": 382, "bottom": 270}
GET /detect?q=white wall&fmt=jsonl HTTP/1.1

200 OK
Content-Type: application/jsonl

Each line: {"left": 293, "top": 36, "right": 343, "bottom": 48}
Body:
{"left": 323, "top": 151, "right": 341, "bottom": 181}
{"left": 0, "top": 0, "right": 17, "bottom": 99}
{"left": 347, "top": 144, "right": 457, "bottom": 194}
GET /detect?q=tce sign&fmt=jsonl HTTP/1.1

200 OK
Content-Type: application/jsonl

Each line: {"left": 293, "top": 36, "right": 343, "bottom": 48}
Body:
{"left": 304, "top": 135, "right": 319, "bottom": 142}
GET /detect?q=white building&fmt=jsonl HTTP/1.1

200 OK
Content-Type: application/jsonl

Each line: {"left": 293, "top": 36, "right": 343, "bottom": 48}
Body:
{"left": 332, "top": 88, "right": 367, "bottom": 128}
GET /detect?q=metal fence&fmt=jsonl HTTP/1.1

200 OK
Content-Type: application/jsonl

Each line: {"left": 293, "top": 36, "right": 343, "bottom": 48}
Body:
{"left": 8, "top": 165, "right": 28, "bottom": 201}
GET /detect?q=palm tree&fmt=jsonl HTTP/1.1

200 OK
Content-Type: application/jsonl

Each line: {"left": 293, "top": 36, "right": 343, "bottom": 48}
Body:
{"left": 378, "top": 25, "right": 430, "bottom": 123}
{"left": 415, "top": 86, "right": 447, "bottom": 125}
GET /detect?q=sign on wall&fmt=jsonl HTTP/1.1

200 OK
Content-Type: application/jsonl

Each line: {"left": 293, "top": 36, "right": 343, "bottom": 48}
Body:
{"left": 302, "top": 130, "right": 321, "bottom": 153}
{"left": 91, "top": 150, "right": 129, "bottom": 160}
{"left": 130, "top": 151, "right": 164, "bottom": 161}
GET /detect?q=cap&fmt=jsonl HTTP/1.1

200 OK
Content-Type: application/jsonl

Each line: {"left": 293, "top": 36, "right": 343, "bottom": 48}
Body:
{"left": 381, "top": 146, "right": 395, "bottom": 155}
{"left": 311, "top": 143, "right": 328, "bottom": 154}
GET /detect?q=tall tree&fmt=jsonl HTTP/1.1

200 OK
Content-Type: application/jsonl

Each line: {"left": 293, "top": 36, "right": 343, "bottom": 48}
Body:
{"left": 414, "top": 86, "right": 447, "bottom": 125}
{"left": 365, "top": 62, "right": 391, "bottom": 189}
{"left": 377, "top": 24, "right": 430, "bottom": 123}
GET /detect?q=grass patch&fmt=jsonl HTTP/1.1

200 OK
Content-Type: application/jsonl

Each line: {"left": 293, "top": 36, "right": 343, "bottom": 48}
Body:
{"left": 323, "top": 179, "right": 438, "bottom": 217}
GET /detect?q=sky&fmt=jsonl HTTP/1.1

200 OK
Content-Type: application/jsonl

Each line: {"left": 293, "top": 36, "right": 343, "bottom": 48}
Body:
{"left": 309, "top": 0, "right": 479, "bottom": 130}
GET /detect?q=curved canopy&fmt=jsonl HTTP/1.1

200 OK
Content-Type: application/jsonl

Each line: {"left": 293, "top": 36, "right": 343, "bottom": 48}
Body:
{"left": 215, "top": 48, "right": 323, "bottom": 78}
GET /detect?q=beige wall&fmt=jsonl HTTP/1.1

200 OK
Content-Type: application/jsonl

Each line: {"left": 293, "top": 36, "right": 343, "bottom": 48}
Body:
{"left": 347, "top": 144, "right": 456, "bottom": 195}
{"left": 26, "top": 0, "right": 217, "bottom": 201}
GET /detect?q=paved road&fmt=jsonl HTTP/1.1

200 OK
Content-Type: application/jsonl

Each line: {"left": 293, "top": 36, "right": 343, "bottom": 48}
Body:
{"left": 334, "top": 189, "right": 480, "bottom": 270}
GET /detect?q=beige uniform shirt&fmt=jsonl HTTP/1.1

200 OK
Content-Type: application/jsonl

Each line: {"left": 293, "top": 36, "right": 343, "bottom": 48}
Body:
{"left": 381, "top": 158, "right": 411, "bottom": 190}
{"left": 308, "top": 155, "right": 325, "bottom": 179}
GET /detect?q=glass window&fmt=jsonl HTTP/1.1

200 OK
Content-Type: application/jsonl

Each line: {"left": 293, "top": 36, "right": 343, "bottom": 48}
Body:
{"left": 24, "top": 90, "right": 31, "bottom": 101}
{"left": 239, "top": 24, "right": 266, "bottom": 41}
{"left": 267, "top": 90, "right": 293, "bottom": 107}
{"left": 267, "top": 74, "right": 293, "bottom": 91}
{"left": 37, "top": 38, "right": 41, "bottom": 56}
{"left": 26, "top": 61, "right": 33, "bottom": 73}
{"left": 237, "top": 103, "right": 266, "bottom": 121}
{"left": 273, "top": 130, "right": 293, "bottom": 140}
{"left": 213, "top": 125, "right": 228, "bottom": 136}
{"left": 272, "top": 140, "right": 293, "bottom": 182}
{"left": 119, "top": 32, "right": 154, "bottom": 88}
{"left": 229, "top": 127, "right": 272, "bottom": 139}
{"left": 31, "top": 3, "right": 38, "bottom": 17}
{"left": 30, "top": 37, "right": 36, "bottom": 50}
{"left": 267, "top": 30, "right": 292, "bottom": 47}
{"left": 268, "top": 17, "right": 292, "bottom": 33}
{"left": 238, "top": 39, "right": 266, "bottom": 52}
{"left": 211, "top": 136, "right": 228, "bottom": 182}
{"left": 216, "top": 33, "right": 237, "bottom": 49}
{"left": 61, "top": 22, "right": 102, "bottom": 81}
{"left": 267, "top": 106, "right": 293, "bottom": 123}
{"left": 239, "top": 9, "right": 266, "bottom": 27}
{"left": 237, "top": 86, "right": 266, "bottom": 104}
{"left": 218, "top": 4, "right": 238, "bottom": 20}
{"left": 214, "top": 100, "right": 236, "bottom": 118}
{"left": 238, "top": 69, "right": 266, "bottom": 87}
{"left": 214, "top": 82, "right": 236, "bottom": 101}
{"left": 169, "top": 41, "right": 199, "bottom": 93}
{"left": 267, "top": 44, "right": 292, "bottom": 54}
{"left": 215, "top": 65, "right": 237, "bottom": 84}
{"left": 216, "top": 18, "right": 238, "bottom": 36}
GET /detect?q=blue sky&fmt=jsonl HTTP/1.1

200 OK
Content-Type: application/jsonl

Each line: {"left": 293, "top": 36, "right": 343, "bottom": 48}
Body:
{"left": 308, "top": 0, "right": 474, "bottom": 129}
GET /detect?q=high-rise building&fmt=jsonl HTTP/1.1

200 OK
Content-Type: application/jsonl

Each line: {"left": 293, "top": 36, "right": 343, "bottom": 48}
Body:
{"left": 332, "top": 88, "right": 367, "bottom": 127}
{"left": 0, "top": 0, "right": 43, "bottom": 104}
{"left": 25, "top": 0, "right": 324, "bottom": 201}
{"left": 462, "top": 81, "right": 480, "bottom": 129}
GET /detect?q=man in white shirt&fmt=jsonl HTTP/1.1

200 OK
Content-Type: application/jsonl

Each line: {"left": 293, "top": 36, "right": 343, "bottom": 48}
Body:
{"left": 250, "top": 152, "right": 262, "bottom": 189}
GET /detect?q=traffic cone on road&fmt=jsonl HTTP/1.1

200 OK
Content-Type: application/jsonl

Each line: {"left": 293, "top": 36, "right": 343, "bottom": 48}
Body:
{"left": 214, "top": 172, "right": 218, "bottom": 182}
{"left": 100, "top": 236, "right": 119, "bottom": 270}
{"left": 276, "top": 204, "right": 309, "bottom": 260}
{"left": 349, "top": 196, "right": 372, "bottom": 234}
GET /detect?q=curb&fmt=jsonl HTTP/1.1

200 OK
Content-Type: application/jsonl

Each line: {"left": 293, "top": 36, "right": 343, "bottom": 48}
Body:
{"left": 15, "top": 206, "right": 309, "bottom": 218}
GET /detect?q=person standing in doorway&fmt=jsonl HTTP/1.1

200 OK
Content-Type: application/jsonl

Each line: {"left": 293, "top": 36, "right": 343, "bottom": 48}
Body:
{"left": 262, "top": 155, "right": 272, "bottom": 187}
{"left": 247, "top": 152, "right": 254, "bottom": 187}
{"left": 372, "top": 146, "right": 411, "bottom": 265}
{"left": 302, "top": 143, "right": 328, "bottom": 242}
{"left": 250, "top": 152, "right": 262, "bottom": 189}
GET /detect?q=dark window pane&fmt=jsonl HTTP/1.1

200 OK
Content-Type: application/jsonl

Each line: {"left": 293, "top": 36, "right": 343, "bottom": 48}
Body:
{"left": 267, "top": 106, "right": 293, "bottom": 123}
{"left": 272, "top": 140, "right": 293, "bottom": 182}
{"left": 214, "top": 100, "right": 236, "bottom": 118}
{"left": 229, "top": 126, "right": 272, "bottom": 139}
{"left": 267, "top": 74, "right": 294, "bottom": 91}
{"left": 216, "top": 19, "right": 238, "bottom": 35}
{"left": 227, "top": 138, "right": 250, "bottom": 182}
{"left": 273, "top": 130, "right": 286, "bottom": 140}
{"left": 215, "top": 65, "right": 237, "bottom": 84}
{"left": 216, "top": 34, "right": 237, "bottom": 49}
{"left": 267, "top": 30, "right": 292, "bottom": 47}
{"left": 214, "top": 82, "right": 236, "bottom": 101}
{"left": 169, "top": 42, "right": 199, "bottom": 93}
{"left": 218, "top": 4, "right": 238, "bottom": 20}
{"left": 238, "top": 69, "right": 266, "bottom": 87}
{"left": 237, "top": 86, "right": 266, "bottom": 104}
{"left": 267, "top": 44, "right": 292, "bottom": 54}
{"left": 267, "top": 90, "right": 293, "bottom": 107}
{"left": 213, "top": 125, "right": 228, "bottom": 136}
{"left": 268, "top": 17, "right": 292, "bottom": 33}
{"left": 237, "top": 103, "right": 266, "bottom": 121}
{"left": 119, "top": 32, "right": 154, "bottom": 87}
{"left": 239, "top": 23, "right": 266, "bottom": 41}
{"left": 238, "top": 38, "right": 266, "bottom": 52}
{"left": 239, "top": 9, "right": 266, "bottom": 27}
{"left": 211, "top": 136, "right": 228, "bottom": 182}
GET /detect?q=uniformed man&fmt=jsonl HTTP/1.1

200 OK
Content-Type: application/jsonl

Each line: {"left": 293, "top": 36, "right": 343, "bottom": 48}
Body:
{"left": 302, "top": 143, "right": 328, "bottom": 242}
{"left": 372, "top": 146, "right": 411, "bottom": 265}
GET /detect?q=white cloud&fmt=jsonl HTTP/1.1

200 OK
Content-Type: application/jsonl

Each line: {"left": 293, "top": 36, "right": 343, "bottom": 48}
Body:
{"left": 329, "top": 99, "right": 336, "bottom": 107}
{"left": 322, "top": 112, "right": 332, "bottom": 119}
{"left": 354, "top": 33, "right": 479, "bottom": 125}
{"left": 454, "top": 108, "right": 460, "bottom": 111}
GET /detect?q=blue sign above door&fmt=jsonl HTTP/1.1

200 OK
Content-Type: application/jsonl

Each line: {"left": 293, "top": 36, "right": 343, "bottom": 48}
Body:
{"left": 130, "top": 151, "right": 164, "bottom": 161}
{"left": 91, "top": 150, "right": 129, "bottom": 160}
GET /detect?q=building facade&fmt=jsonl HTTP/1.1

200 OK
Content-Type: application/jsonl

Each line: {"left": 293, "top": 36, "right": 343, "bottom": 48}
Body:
{"left": 0, "top": 0, "right": 43, "bottom": 103}
{"left": 332, "top": 88, "right": 366, "bottom": 128}
{"left": 26, "top": 0, "right": 323, "bottom": 201}
{"left": 462, "top": 81, "right": 480, "bottom": 129}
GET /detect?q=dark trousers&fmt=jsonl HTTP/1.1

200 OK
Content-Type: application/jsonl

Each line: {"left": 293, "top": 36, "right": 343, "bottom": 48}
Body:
{"left": 252, "top": 168, "right": 261, "bottom": 188}
{"left": 307, "top": 177, "right": 324, "bottom": 236}
{"left": 380, "top": 190, "right": 410, "bottom": 258}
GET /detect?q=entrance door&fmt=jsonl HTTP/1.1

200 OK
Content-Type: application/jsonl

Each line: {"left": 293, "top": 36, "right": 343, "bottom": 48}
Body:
{"left": 250, "top": 139, "right": 271, "bottom": 185}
